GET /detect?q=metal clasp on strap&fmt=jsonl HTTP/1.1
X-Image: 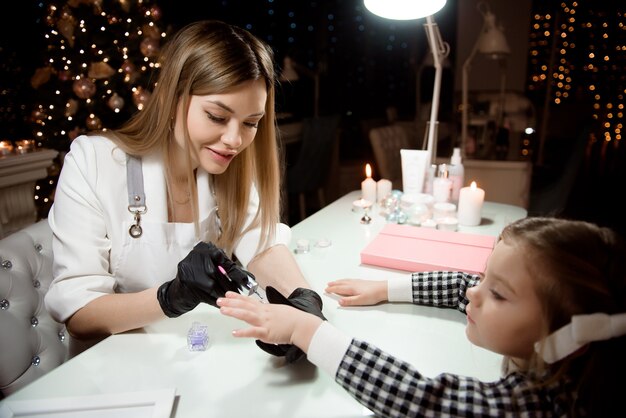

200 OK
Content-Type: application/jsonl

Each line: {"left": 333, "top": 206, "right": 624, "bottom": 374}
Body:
{"left": 128, "top": 200, "right": 146, "bottom": 238}
{"left": 126, "top": 155, "right": 147, "bottom": 238}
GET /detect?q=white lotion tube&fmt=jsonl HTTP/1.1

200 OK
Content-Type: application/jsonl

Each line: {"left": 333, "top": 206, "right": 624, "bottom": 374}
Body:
{"left": 400, "top": 149, "right": 429, "bottom": 197}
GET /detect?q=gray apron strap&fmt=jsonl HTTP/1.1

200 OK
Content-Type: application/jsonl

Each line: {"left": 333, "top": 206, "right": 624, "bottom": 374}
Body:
{"left": 126, "top": 155, "right": 146, "bottom": 238}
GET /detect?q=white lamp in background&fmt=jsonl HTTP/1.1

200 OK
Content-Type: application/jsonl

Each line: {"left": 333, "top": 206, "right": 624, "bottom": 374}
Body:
{"left": 461, "top": 1, "right": 510, "bottom": 158}
{"left": 364, "top": 0, "right": 449, "bottom": 168}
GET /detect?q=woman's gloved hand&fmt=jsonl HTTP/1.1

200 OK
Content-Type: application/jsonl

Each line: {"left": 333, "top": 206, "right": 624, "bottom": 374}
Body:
{"left": 255, "top": 286, "right": 326, "bottom": 363}
{"left": 157, "top": 241, "right": 253, "bottom": 318}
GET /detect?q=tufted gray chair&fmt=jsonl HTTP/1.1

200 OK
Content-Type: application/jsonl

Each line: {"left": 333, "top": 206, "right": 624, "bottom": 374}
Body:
{"left": 368, "top": 124, "right": 412, "bottom": 189}
{"left": 0, "top": 219, "right": 68, "bottom": 398}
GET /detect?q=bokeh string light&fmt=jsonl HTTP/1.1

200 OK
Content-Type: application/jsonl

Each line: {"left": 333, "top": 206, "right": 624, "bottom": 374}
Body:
{"left": 29, "top": 0, "right": 169, "bottom": 217}
{"left": 526, "top": 2, "right": 625, "bottom": 160}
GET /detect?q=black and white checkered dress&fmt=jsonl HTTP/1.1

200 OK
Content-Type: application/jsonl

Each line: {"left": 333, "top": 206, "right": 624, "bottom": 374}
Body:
{"left": 308, "top": 272, "right": 576, "bottom": 417}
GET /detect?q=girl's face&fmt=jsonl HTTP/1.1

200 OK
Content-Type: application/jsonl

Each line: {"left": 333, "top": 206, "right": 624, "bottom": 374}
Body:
{"left": 465, "top": 240, "right": 545, "bottom": 360}
{"left": 172, "top": 79, "right": 267, "bottom": 175}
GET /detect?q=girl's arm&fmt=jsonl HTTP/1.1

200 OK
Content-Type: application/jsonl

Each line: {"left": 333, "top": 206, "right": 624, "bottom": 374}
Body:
{"left": 218, "top": 291, "right": 540, "bottom": 418}
{"left": 410, "top": 271, "right": 480, "bottom": 313}
{"left": 325, "top": 279, "right": 388, "bottom": 306}
{"left": 325, "top": 271, "right": 480, "bottom": 312}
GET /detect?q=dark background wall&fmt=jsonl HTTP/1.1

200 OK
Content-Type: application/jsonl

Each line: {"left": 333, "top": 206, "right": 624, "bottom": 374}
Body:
{"left": 1, "top": 1, "right": 625, "bottom": 237}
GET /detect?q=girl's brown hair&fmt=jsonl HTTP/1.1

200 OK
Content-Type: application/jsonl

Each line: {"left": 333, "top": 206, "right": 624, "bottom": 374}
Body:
{"left": 501, "top": 217, "right": 626, "bottom": 416}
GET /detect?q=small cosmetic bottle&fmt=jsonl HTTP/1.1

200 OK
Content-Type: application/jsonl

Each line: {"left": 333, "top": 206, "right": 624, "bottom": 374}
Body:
{"left": 187, "top": 321, "right": 209, "bottom": 351}
{"left": 433, "top": 164, "right": 452, "bottom": 203}
{"left": 448, "top": 147, "right": 464, "bottom": 204}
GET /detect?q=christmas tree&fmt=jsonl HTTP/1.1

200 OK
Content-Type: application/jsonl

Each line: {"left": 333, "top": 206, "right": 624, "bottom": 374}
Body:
{"left": 29, "top": 0, "right": 168, "bottom": 216}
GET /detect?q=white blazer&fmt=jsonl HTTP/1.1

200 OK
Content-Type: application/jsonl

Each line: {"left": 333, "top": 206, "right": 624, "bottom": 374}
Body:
{"left": 45, "top": 135, "right": 291, "bottom": 323}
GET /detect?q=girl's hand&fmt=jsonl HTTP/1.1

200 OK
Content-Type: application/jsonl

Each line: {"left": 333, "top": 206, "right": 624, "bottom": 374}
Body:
{"left": 217, "top": 292, "right": 323, "bottom": 352}
{"left": 325, "top": 279, "right": 388, "bottom": 306}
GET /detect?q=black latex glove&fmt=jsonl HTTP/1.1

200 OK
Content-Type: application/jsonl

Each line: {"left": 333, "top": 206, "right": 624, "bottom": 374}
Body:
{"left": 256, "top": 286, "right": 326, "bottom": 364}
{"left": 157, "top": 242, "right": 254, "bottom": 318}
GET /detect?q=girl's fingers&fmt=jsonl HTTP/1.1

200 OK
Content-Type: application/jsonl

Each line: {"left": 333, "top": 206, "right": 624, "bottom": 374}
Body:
{"left": 224, "top": 291, "right": 247, "bottom": 300}
{"left": 338, "top": 296, "right": 362, "bottom": 306}
{"left": 219, "top": 292, "right": 260, "bottom": 308}
{"left": 219, "top": 303, "right": 273, "bottom": 341}
{"left": 231, "top": 326, "right": 266, "bottom": 339}
{"left": 218, "top": 295, "right": 265, "bottom": 326}
{"left": 327, "top": 279, "right": 352, "bottom": 287}
{"left": 325, "top": 284, "right": 357, "bottom": 296}
{"left": 219, "top": 305, "right": 255, "bottom": 322}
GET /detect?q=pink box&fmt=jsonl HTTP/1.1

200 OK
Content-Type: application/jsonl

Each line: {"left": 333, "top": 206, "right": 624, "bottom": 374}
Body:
{"left": 360, "top": 224, "right": 496, "bottom": 274}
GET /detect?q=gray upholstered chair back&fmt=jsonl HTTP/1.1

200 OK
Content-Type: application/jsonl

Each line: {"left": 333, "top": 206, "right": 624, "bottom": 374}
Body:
{"left": 368, "top": 124, "right": 412, "bottom": 188}
{"left": 0, "top": 219, "right": 68, "bottom": 398}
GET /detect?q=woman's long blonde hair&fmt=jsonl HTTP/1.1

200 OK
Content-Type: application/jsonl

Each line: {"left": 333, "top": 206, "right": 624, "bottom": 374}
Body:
{"left": 107, "top": 20, "right": 281, "bottom": 256}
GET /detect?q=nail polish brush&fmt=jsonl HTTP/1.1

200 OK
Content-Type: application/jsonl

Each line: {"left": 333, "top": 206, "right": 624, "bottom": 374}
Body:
{"left": 218, "top": 265, "right": 262, "bottom": 299}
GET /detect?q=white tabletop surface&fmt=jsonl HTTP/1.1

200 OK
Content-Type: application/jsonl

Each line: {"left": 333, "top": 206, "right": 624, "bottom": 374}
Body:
{"left": 1, "top": 191, "right": 526, "bottom": 418}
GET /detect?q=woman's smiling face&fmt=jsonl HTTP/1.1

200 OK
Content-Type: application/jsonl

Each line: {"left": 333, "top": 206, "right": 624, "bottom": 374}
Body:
{"left": 172, "top": 79, "right": 267, "bottom": 175}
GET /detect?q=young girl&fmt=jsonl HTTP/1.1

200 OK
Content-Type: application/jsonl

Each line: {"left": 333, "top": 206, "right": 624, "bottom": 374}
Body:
{"left": 219, "top": 217, "right": 626, "bottom": 416}
{"left": 45, "top": 20, "right": 323, "bottom": 357}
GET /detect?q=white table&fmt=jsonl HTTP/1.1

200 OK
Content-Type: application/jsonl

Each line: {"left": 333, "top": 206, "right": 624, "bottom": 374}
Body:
{"left": 0, "top": 191, "right": 526, "bottom": 418}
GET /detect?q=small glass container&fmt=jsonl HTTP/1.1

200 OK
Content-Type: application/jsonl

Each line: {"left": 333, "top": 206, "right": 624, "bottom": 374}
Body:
{"left": 396, "top": 210, "right": 408, "bottom": 224}
{"left": 386, "top": 210, "right": 399, "bottom": 223}
{"left": 315, "top": 238, "right": 332, "bottom": 248}
{"left": 294, "top": 238, "right": 311, "bottom": 254}
{"left": 436, "top": 216, "right": 459, "bottom": 232}
{"left": 407, "top": 203, "right": 430, "bottom": 226}
{"left": 433, "top": 202, "right": 457, "bottom": 220}
{"left": 421, "top": 219, "right": 438, "bottom": 229}
{"left": 187, "top": 321, "right": 209, "bottom": 351}
{"left": 352, "top": 198, "right": 373, "bottom": 213}
{"left": 390, "top": 189, "right": 403, "bottom": 199}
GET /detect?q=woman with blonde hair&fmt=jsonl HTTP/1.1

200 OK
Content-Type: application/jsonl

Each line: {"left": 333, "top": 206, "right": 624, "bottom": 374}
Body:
{"left": 46, "top": 20, "right": 324, "bottom": 360}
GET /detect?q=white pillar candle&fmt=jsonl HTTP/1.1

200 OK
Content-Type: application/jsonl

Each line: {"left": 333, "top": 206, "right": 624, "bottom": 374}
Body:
{"left": 457, "top": 181, "right": 485, "bottom": 226}
{"left": 361, "top": 163, "right": 377, "bottom": 204}
{"left": 376, "top": 178, "right": 392, "bottom": 203}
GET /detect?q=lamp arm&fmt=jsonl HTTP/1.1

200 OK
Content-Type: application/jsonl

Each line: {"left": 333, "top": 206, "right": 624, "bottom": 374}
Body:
{"left": 423, "top": 15, "right": 450, "bottom": 166}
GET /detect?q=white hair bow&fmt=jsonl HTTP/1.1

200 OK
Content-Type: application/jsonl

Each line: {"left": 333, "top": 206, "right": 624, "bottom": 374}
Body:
{"left": 536, "top": 312, "right": 626, "bottom": 363}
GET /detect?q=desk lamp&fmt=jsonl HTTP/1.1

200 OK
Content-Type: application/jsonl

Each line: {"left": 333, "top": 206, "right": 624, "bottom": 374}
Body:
{"left": 460, "top": 1, "right": 510, "bottom": 158}
{"left": 364, "top": 0, "right": 449, "bottom": 168}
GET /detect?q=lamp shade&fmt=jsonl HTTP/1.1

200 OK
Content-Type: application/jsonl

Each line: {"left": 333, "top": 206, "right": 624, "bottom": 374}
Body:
{"left": 476, "top": 11, "right": 510, "bottom": 59}
{"left": 364, "top": 0, "right": 446, "bottom": 20}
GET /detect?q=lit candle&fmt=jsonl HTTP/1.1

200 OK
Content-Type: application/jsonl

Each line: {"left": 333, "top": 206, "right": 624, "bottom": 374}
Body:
{"left": 376, "top": 178, "right": 392, "bottom": 203}
{"left": 457, "top": 181, "right": 485, "bottom": 226}
{"left": 0, "top": 140, "right": 13, "bottom": 156}
{"left": 15, "top": 139, "right": 35, "bottom": 154}
{"left": 361, "top": 163, "right": 377, "bottom": 204}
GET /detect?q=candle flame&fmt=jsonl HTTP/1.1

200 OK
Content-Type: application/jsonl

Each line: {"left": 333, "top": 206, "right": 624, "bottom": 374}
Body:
{"left": 471, "top": 181, "right": 477, "bottom": 189}
{"left": 365, "top": 163, "right": 372, "bottom": 178}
